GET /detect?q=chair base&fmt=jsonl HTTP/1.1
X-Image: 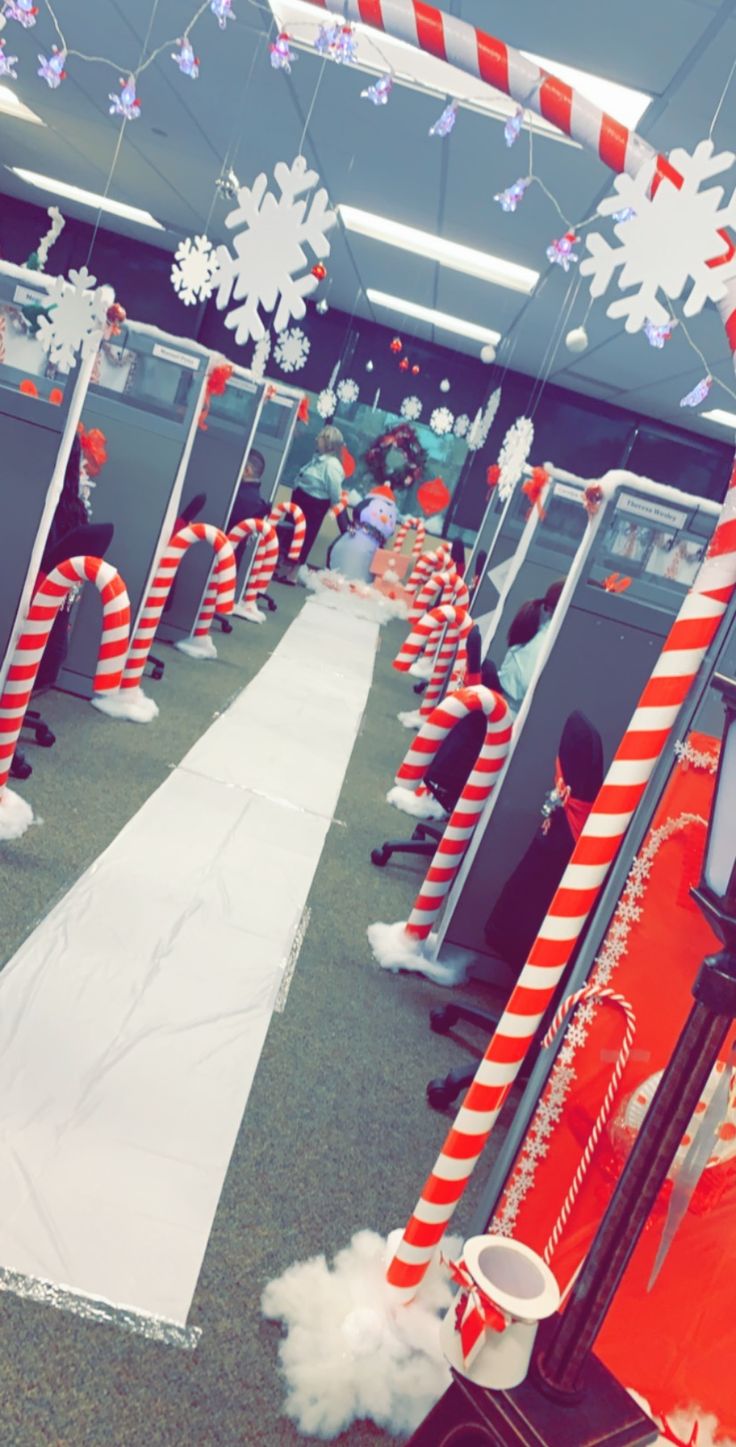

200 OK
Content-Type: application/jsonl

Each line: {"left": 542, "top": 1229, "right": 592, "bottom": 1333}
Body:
{"left": 370, "top": 821, "right": 443, "bottom": 868}
{"left": 21, "top": 709, "right": 55, "bottom": 748}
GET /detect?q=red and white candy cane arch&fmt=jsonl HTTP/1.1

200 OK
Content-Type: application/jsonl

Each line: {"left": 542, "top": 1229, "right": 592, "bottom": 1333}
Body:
{"left": 0, "top": 556, "right": 131, "bottom": 838}
{"left": 122, "top": 523, "right": 237, "bottom": 689}
{"left": 409, "top": 566, "right": 459, "bottom": 624}
{"left": 392, "top": 516, "right": 427, "bottom": 556}
{"left": 229, "top": 517, "right": 280, "bottom": 615}
{"left": 303, "top": 0, "right": 736, "bottom": 1300}
{"left": 268, "top": 500, "right": 307, "bottom": 562}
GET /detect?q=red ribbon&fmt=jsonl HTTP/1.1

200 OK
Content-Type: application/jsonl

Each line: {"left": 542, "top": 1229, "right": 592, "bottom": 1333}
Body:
{"left": 602, "top": 572, "right": 632, "bottom": 594}
{"left": 553, "top": 759, "right": 592, "bottom": 844}
{"left": 583, "top": 482, "right": 604, "bottom": 518}
{"left": 443, "top": 1256, "right": 508, "bottom": 1367}
{"left": 522, "top": 466, "right": 549, "bottom": 519}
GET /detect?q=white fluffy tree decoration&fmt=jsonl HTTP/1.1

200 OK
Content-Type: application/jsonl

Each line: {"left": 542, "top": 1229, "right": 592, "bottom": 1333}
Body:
{"left": 467, "top": 387, "right": 501, "bottom": 451}
{"left": 497, "top": 415, "right": 534, "bottom": 497}
{"left": 35, "top": 205, "right": 65, "bottom": 268}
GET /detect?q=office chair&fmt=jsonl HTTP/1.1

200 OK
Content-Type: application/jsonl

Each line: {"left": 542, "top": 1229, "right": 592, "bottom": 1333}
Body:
{"left": 162, "top": 493, "right": 210, "bottom": 646}
{"left": 425, "top": 710, "right": 604, "bottom": 1109}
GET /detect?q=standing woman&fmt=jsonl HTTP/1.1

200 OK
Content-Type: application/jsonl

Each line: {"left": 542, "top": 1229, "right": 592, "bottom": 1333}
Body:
{"left": 281, "top": 425, "right": 345, "bottom": 582}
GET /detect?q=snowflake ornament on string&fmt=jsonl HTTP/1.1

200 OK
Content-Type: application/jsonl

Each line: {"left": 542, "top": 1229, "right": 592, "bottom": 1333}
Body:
{"left": 466, "top": 387, "right": 501, "bottom": 451}
{"left": 37, "top": 45, "right": 66, "bottom": 87}
{"left": 504, "top": 106, "right": 524, "bottom": 146}
{"left": 171, "top": 235, "right": 219, "bottom": 306}
{"left": 400, "top": 395, "right": 422, "bottom": 421}
{"left": 211, "top": 0, "right": 235, "bottom": 28}
{"left": 36, "top": 267, "right": 108, "bottom": 373}
{"left": 251, "top": 333, "right": 271, "bottom": 382}
{"left": 680, "top": 374, "right": 712, "bottom": 408}
{"left": 3, "top": 0, "right": 37, "bottom": 28}
{"left": 336, "top": 377, "right": 359, "bottom": 404}
{"left": 215, "top": 155, "right": 336, "bottom": 344}
{"left": 580, "top": 140, "right": 736, "bottom": 333}
{"left": 430, "top": 100, "right": 457, "bottom": 137}
{"left": 430, "top": 406, "right": 454, "bottom": 436}
{"left": 495, "top": 177, "right": 530, "bottom": 213}
{"left": 361, "top": 73, "right": 392, "bottom": 105}
{"left": 547, "top": 231, "right": 579, "bottom": 271}
{"left": 0, "top": 39, "right": 18, "bottom": 77}
{"left": 497, "top": 415, "right": 534, "bottom": 497}
{"left": 172, "top": 39, "right": 199, "bottom": 78}
{"left": 109, "top": 75, "right": 141, "bottom": 120}
{"left": 454, "top": 413, "right": 469, "bottom": 438}
{"left": 274, "top": 326, "right": 310, "bottom": 372}
{"left": 316, "top": 22, "right": 357, "bottom": 63}
{"left": 270, "top": 32, "right": 295, "bottom": 71}
{"left": 644, "top": 317, "right": 677, "bottom": 348}
{"left": 317, "top": 386, "right": 337, "bottom": 419}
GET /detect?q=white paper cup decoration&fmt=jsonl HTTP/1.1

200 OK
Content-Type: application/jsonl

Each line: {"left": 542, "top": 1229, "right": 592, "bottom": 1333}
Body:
{"left": 440, "top": 1237, "right": 560, "bottom": 1389}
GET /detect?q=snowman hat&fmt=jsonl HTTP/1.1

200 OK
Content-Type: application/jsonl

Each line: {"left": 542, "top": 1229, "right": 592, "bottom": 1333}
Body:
{"left": 369, "top": 484, "right": 396, "bottom": 503}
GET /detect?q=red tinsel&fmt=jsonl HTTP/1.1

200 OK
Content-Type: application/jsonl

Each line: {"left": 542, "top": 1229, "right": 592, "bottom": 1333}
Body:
{"left": 78, "top": 423, "right": 108, "bottom": 477}
{"left": 297, "top": 394, "right": 310, "bottom": 423}
{"left": 583, "top": 482, "right": 604, "bottom": 518}
{"left": 198, "top": 362, "right": 234, "bottom": 430}
{"left": 522, "top": 466, "right": 549, "bottom": 518}
{"left": 486, "top": 464, "right": 501, "bottom": 489}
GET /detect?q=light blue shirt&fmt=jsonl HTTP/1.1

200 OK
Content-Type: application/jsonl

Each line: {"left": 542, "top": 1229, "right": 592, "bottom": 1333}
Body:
{"left": 498, "top": 618, "right": 551, "bottom": 709}
{"left": 296, "top": 454, "right": 345, "bottom": 506}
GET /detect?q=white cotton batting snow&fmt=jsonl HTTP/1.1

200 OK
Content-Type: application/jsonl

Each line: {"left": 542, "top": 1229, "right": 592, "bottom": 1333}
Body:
{"left": 262, "top": 1228, "right": 462, "bottom": 1439}
{"left": 0, "top": 787, "right": 34, "bottom": 841}
{"left": 386, "top": 785, "right": 447, "bottom": 822}
{"left": 627, "top": 1389, "right": 736, "bottom": 1447}
{"left": 408, "top": 656, "right": 434, "bottom": 681}
{"left": 397, "top": 709, "right": 423, "bottom": 730}
{"left": 304, "top": 570, "right": 409, "bottom": 624}
{"left": 367, "top": 920, "right": 470, "bottom": 986}
{"left": 232, "top": 601, "right": 266, "bottom": 624}
{"left": 175, "top": 634, "right": 219, "bottom": 658}
{"left": 90, "top": 687, "right": 159, "bottom": 723}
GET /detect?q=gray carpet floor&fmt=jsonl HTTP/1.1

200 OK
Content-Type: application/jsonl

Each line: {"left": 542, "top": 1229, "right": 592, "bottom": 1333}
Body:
{"left": 0, "top": 585, "right": 512, "bottom": 1447}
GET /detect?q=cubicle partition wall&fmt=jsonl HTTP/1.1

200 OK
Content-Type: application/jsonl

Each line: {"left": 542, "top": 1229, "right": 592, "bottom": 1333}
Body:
{"left": 434, "top": 473, "right": 720, "bottom": 972}
{"left": 235, "top": 382, "right": 302, "bottom": 599}
{"left": 57, "top": 325, "right": 210, "bottom": 697}
{"left": 465, "top": 483, "right": 508, "bottom": 609}
{"left": 0, "top": 261, "right": 100, "bottom": 691}
{"left": 156, "top": 368, "right": 264, "bottom": 645}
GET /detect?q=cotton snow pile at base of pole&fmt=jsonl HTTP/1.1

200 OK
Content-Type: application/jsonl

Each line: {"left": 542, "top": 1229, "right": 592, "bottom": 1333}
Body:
{"left": 175, "top": 634, "right": 219, "bottom": 659}
{"left": 262, "top": 1228, "right": 461, "bottom": 1440}
{"left": 386, "top": 784, "right": 447, "bottom": 821}
{"left": 302, "top": 568, "right": 410, "bottom": 624}
{"left": 233, "top": 600, "right": 266, "bottom": 624}
{"left": 0, "top": 788, "right": 34, "bottom": 842}
{"left": 397, "top": 709, "right": 423, "bottom": 730}
{"left": 627, "top": 1389, "right": 735, "bottom": 1447}
{"left": 367, "top": 921, "right": 470, "bottom": 987}
{"left": 409, "top": 656, "right": 435, "bottom": 680}
{"left": 91, "top": 687, "right": 159, "bottom": 723}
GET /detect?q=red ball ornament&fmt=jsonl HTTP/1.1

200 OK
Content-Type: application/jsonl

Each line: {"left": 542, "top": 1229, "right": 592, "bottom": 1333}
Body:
{"left": 412, "top": 363, "right": 420, "bottom": 375}
{"left": 311, "top": 262, "right": 327, "bottom": 280}
{"left": 390, "top": 337, "right": 402, "bottom": 353}
{"left": 399, "top": 357, "right": 410, "bottom": 371}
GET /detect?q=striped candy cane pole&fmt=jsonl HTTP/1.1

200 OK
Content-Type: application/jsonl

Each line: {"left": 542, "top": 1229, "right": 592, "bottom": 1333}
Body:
{"left": 393, "top": 516, "right": 427, "bottom": 556}
{"left": 190, "top": 531, "right": 237, "bottom": 643}
{"left": 330, "top": 490, "right": 349, "bottom": 520}
{"left": 407, "top": 546, "right": 450, "bottom": 599}
{"left": 0, "top": 557, "right": 130, "bottom": 790}
{"left": 418, "top": 607, "right": 472, "bottom": 718}
{"left": 540, "top": 985, "right": 637, "bottom": 1264}
{"left": 122, "top": 524, "right": 236, "bottom": 689}
{"left": 229, "top": 517, "right": 280, "bottom": 613}
{"left": 409, "top": 567, "right": 458, "bottom": 624}
{"left": 268, "top": 500, "right": 307, "bottom": 562}
{"left": 386, "top": 464, "right": 736, "bottom": 1301}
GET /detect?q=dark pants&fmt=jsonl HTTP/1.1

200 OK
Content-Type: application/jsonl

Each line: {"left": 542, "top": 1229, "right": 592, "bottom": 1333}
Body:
{"left": 292, "top": 487, "right": 330, "bottom": 566}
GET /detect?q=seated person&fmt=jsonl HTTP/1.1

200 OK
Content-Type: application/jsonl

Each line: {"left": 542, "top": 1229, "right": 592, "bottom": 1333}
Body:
{"left": 494, "top": 579, "right": 564, "bottom": 712}
{"left": 422, "top": 628, "right": 502, "bottom": 815}
{"left": 227, "top": 448, "right": 268, "bottom": 530}
{"left": 35, "top": 434, "right": 88, "bottom": 693}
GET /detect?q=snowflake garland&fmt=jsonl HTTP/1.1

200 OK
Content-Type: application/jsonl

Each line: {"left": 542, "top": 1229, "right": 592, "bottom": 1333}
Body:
{"left": 215, "top": 155, "right": 337, "bottom": 344}
{"left": 336, "top": 377, "right": 359, "bottom": 405}
{"left": 453, "top": 413, "right": 469, "bottom": 438}
{"left": 497, "top": 415, "right": 533, "bottom": 497}
{"left": 430, "top": 405, "right": 454, "bottom": 436}
{"left": 466, "top": 387, "right": 501, "bottom": 451}
{"left": 274, "top": 325, "right": 310, "bottom": 373}
{"left": 673, "top": 737, "right": 719, "bottom": 773}
{"left": 400, "top": 395, "right": 422, "bottom": 421}
{"left": 171, "top": 234, "right": 219, "bottom": 306}
{"left": 580, "top": 140, "right": 736, "bottom": 334}
{"left": 251, "top": 332, "right": 271, "bottom": 382}
{"left": 317, "top": 386, "right": 337, "bottom": 419}
{"left": 36, "top": 266, "right": 108, "bottom": 373}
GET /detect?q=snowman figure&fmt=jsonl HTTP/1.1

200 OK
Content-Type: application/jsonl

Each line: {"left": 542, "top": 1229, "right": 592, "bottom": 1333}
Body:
{"left": 328, "top": 483, "right": 399, "bottom": 582}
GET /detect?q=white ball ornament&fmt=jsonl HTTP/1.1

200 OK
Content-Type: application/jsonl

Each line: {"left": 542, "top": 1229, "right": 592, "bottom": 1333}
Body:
{"left": 440, "top": 378, "right": 451, "bottom": 392}
{"left": 365, "top": 359, "right": 374, "bottom": 371}
{"left": 565, "top": 325, "right": 589, "bottom": 353}
{"left": 480, "top": 343, "right": 496, "bottom": 363}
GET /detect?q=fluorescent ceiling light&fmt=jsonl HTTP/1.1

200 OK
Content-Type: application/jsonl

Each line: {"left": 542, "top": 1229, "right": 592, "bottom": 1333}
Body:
{"left": 0, "top": 84, "right": 44, "bottom": 126}
{"left": 340, "top": 206, "right": 538, "bottom": 294}
{"left": 367, "top": 289, "right": 501, "bottom": 345}
{"left": 524, "top": 51, "right": 650, "bottom": 130}
{"left": 8, "top": 167, "right": 164, "bottom": 230}
{"left": 703, "top": 408, "right": 736, "bottom": 430}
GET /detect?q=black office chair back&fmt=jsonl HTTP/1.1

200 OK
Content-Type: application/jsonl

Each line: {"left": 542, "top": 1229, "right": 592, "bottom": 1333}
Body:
{"left": 43, "top": 522, "right": 115, "bottom": 574}
{"left": 558, "top": 708, "right": 604, "bottom": 801}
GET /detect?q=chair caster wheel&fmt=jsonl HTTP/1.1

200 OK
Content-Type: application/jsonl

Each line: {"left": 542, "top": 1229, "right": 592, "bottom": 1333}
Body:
{"left": 10, "top": 752, "right": 32, "bottom": 780}
{"left": 426, "top": 1078, "right": 455, "bottom": 1111}
{"left": 430, "top": 1005, "right": 460, "bottom": 1035}
{"left": 35, "top": 725, "right": 55, "bottom": 747}
{"left": 371, "top": 847, "right": 389, "bottom": 867}
{"left": 220, "top": 618, "right": 233, "bottom": 634}
{"left": 151, "top": 665, "right": 164, "bottom": 681}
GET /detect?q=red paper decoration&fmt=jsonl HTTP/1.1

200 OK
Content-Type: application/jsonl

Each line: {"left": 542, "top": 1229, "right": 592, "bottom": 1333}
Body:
{"left": 341, "top": 446, "right": 356, "bottom": 477}
{"left": 417, "top": 476, "right": 451, "bottom": 516}
{"left": 19, "top": 379, "right": 39, "bottom": 397}
{"left": 311, "top": 262, "right": 327, "bottom": 280}
{"left": 399, "top": 357, "right": 410, "bottom": 371}
{"left": 297, "top": 394, "right": 310, "bottom": 423}
{"left": 49, "top": 388, "right": 63, "bottom": 406}
{"left": 486, "top": 464, "right": 501, "bottom": 489}
{"left": 390, "top": 337, "right": 402, "bottom": 353}
{"left": 78, "top": 424, "right": 108, "bottom": 477}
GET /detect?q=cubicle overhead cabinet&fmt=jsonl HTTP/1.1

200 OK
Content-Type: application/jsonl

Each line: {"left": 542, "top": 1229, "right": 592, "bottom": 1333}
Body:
{"left": 57, "top": 323, "right": 211, "bottom": 697}
{"left": 434, "top": 472, "right": 720, "bottom": 967}
{"left": 155, "top": 366, "right": 265, "bottom": 645}
{"left": 233, "top": 380, "right": 303, "bottom": 601}
{"left": 0, "top": 261, "right": 103, "bottom": 692}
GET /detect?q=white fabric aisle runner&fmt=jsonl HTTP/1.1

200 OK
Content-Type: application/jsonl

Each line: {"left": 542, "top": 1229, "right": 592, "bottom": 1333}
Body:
{"left": 0, "top": 601, "right": 378, "bottom": 1330}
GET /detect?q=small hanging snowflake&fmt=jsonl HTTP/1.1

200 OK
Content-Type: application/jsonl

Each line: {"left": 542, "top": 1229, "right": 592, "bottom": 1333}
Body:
{"left": 580, "top": 140, "right": 736, "bottom": 333}
{"left": 109, "top": 74, "right": 141, "bottom": 121}
{"left": 466, "top": 387, "right": 501, "bottom": 451}
{"left": 215, "top": 155, "right": 336, "bottom": 344}
{"left": 361, "top": 73, "right": 392, "bottom": 105}
{"left": 430, "top": 100, "right": 458, "bottom": 138}
{"left": 315, "top": 22, "right": 357, "bottom": 63}
{"left": 454, "top": 413, "right": 469, "bottom": 438}
{"left": 547, "top": 231, "right": 579, "bottom": 271}
{"left": 251, "top": 332, "right": 271, "bottom": 382}
{"left": 211, "top": 0, "right": 235, "bottom": 28}
{"left": 680, "top": 374, "right": 712, "bottom": 408}
{"left": 274, "top": 326, "right": 310, "bottom": 372}
{"left": 336, "top": 377, "right": 359, "bottom": 404}
{"left": 430, "top": 405, "right": 454, "bottom": 435}
{"left": 171, "top": 234, "right": 219, "bottom": 306}
{"left": 400, "top": 395, "right": 422, "bottom": 421}
{"left": 497, "top": 415, "right": 534, "bottom": 496}
{"left": 644, "top": 317, "right": 677, "bottom": 348}
{"left": 504, "top": 106, "right": 523, "bottom": 146}
{"left": 494, "top": 177, "right": 530, "bottom": 213}
{"left": 317, "top": 386, "right": 337, "bottom": 419}
{"left": 36, "top": 266, "right": 108, "bottom": 374}
{"left": 3, "top": 0, "right": 37, "bottom": 28}
{"left": 172, "top": 38, "right": 199, "bottom": 78}
{"left": 37, "top": 45, "right": 66, "bottom": 88}
{"left": 0, "top": 39, "right": 19, "bottom": 77}
{"left": 270, "top": 31, "right": 296, "bottom": 71}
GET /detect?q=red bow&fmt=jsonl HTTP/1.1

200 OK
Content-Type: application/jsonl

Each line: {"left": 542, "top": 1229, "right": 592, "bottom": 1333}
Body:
{"left": 522, "top": 467, "right": 549, "bottom": 519}
{"left": 583, "top": 482, "right": 603, "bottom": 518}
{"left": 486, "top": 464, "right": 501, "bottom": 490}
{"left": 443, "top": 1256, "right": 509, "bottom": 1369}
{"left": 78, "top": 424, "right": 108, "bottom": 477}
{"left": 602, "top": 572, "right": 632, "bottom": 594}
{"left": 297, "top": 394, "right": 310, "bottom": 423}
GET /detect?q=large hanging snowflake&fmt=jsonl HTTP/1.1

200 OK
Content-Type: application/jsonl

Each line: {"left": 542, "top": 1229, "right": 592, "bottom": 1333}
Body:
{"left": 215, "top": 155, "right": 336, "bottom": 344}
{"left": 251, "top": 332, "right": 271, "bottom": 382}
{"left": 171, "top": 234, "right": 219, "bottom": 306}
{"left": 400, "top": 395, "right": 422, "bottom": 421}
{"left": 580, "top": 140, "right": 736, "bottom": 333}
{"left": 453, "top": 413, "right": 469, "bottom": 438}
{"left": 497, "top": 416, "right": 534, "bottom": 498}
{"left": 36, "top": 266, "right": 107, "bottom": 373}
{"left": 430, "top": 405, "right": 454, "bottom": 436}
{"left": 317, "top": 386, "right": 336, "bottom": 418}
{"left": 336, "top": 377, "right": 359, "bottom": 404}
{"left": 274, "top": 325, "right": 310, "bottom": 372}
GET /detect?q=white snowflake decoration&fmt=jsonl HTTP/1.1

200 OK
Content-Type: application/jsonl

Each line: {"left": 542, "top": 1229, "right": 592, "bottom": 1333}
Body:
{"left": 317, "top": 386, "right": 337, "bottom": 418}
{"left": 274, "top": 326, "right": 310, "bottom": 373}
{"left": 467, "top": 387, "right": 501, "bottom": 451}
{"left": 453, "top": 413, "right": 469, "bottom": 438}
{"left": 336, "top": 377, "right": 359, "bottom": 404}
{"left": 171, "top": 234, "right": 220, "bottom": 306}
{"left": 251, "top": 332, "right": 271, "bottom": 382}
{"left": 430, "top": 405, "right": 454, "bottom": 436}
{"left": 580, "top": 140, "right": 736, "bottom": 333}
{"left": 400, "top": 395, "right": 422, "bottom": 421}
{"left": 497, "top": 416, "right": 534, "bottom": 498}
{"left": 215, "top": 154, "right": 336, "bottom": 344}
{"left": 36, "top": 266, "right": 107, "bottom": 374}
